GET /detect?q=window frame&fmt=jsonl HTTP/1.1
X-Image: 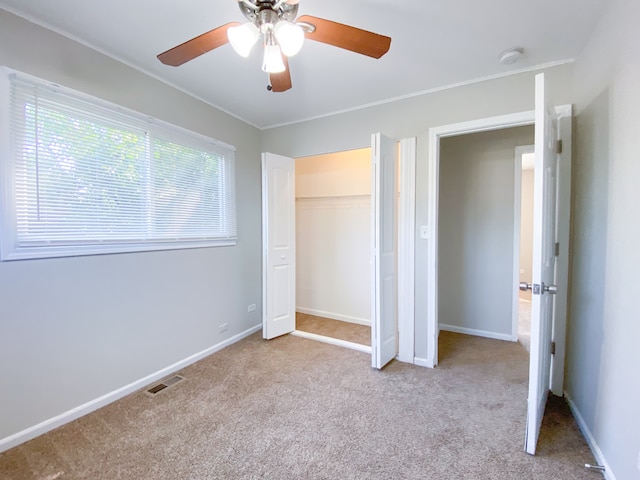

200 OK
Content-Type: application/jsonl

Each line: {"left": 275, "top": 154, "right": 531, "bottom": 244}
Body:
{"left": 0, "top": 67, "right": 237, "bottom": 261}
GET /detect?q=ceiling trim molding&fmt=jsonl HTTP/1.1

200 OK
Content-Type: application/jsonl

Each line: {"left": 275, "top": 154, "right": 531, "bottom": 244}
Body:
{"left": 3, "top": 6, "right": 575, "bottom": 131}
{"left": 1, "top": 6, "right": 262, "bottom": 130}
{"left": 263, "top": 58, "right": 575, "bottom": 130}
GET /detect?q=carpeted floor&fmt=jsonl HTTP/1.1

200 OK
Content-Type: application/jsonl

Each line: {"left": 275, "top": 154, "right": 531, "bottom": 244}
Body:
{"left": 296, "top": 312, "right": 371, "bottom": 346}
{"left": 519, "top": 297, "right": 532, "bottom": 352}
{"left": 0, "top": 331, "right": 599, "bottom": 480}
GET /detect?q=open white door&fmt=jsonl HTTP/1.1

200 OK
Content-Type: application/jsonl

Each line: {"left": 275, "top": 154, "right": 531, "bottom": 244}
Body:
{"left": 371, "top": 133, "right": 399, "bottom": 369}
{"left": 524, "top": 73, "right": 559, "bottom": 455}
{"left": 262, "top": 152, "right": 296, "bottom": 339}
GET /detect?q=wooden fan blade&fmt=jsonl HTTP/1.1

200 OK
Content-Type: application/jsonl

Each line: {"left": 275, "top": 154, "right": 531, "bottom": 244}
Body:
{"left": 269, "top": 56, "right": 292, "bottom": 92}
{"left": 158, "top": 22, "right": 240, "bottom": 66}
{"left": 297, "top": 15, "right": 391, "bottom": 59}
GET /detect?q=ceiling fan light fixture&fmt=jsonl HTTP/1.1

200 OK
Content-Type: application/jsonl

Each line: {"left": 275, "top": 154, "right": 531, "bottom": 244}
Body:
{"left": 262, "top": 40, "right": 286, "bottom": 73}
{"left": 274, "top": 21, "right": 304, "bottom": 57}
{"left": 157, "top": 0, "right": 393, "bottom": 93}
{"left": 227, "top": 22, "right": 260, "bottom": 57}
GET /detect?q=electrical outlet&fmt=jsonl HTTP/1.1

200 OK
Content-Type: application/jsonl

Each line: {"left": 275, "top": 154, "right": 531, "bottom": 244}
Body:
{"left": 248, "top": 304, "right": 256, "bottom": 312}
{"left": 219, "top": 323, "right": 228, "bottom": 333}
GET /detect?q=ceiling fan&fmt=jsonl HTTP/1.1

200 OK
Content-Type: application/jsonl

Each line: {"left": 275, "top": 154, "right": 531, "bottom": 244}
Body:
{"left": 157, "top": 0, "right": 392, "bottom": 92}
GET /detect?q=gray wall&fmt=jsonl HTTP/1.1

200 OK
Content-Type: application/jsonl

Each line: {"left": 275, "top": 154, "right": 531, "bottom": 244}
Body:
{"left": 0, "top": 11, "right": 262, "bottom": 441}
{"left": 261, "top": 63, "right": 575, "bottom": 362}
{"left": 566, "top": 0, "right": 640, "bottom": 478}
{"left": 438, "top": 126, "right": 534, "bottom": 337}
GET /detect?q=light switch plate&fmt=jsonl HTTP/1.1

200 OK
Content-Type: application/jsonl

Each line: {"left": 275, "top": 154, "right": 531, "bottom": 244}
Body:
{"left": 420, "top": 226, "right": 429, "bottom": 239}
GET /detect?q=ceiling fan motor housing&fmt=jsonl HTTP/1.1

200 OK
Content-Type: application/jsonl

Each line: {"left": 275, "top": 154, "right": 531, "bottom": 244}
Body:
{"left": 259, "top": 9, "right": 279, "bottom": 31}
{"left": 238, "top": 0, "right": 299, "bottom": 26}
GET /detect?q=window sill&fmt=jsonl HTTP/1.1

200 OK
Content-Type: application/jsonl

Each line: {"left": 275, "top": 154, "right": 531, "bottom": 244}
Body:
{"left": 0, "top": 239, "right": 237, "bottom": 261}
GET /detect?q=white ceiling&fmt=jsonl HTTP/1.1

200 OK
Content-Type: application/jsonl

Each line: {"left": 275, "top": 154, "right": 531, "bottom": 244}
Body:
{"left": 0, "top": 0, "right": 605, "bottom": 129}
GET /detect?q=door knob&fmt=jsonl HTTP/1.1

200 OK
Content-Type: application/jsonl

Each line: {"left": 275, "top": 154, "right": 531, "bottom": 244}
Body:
{"left": 519, "top": 282, "right": 532, "bottom": 291}
{"left": 520, "top": 282, "right": 558, "bottom": 294}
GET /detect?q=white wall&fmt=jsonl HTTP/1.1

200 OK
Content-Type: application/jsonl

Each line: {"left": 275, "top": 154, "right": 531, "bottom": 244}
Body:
{"left": 519, "top": 167, "right": 534, "bottom": 283}
{"left": 438, "top": 126, "right": 534, "bottom": 338}
{"left": 565, "top": 0, "right": 640, "bottom": 478}
{"left": 261, "top": 63, "right": 576, "bottom": 362}
{"left": 0, "top": 11, "right": 262, "bottom": 447}
{"left": 296, "top": 149, "right": 371, "bottom": 197}
{"left": 295, "top": 149, "right": 371, "bottom": 325}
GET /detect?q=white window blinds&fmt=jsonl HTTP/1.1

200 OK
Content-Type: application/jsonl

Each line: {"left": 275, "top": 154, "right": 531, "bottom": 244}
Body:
{"left": 0, "top": 71, "right": 237, "bottom": 260}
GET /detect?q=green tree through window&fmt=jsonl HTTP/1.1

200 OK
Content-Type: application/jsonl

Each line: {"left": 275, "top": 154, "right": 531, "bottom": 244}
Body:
{"left": 1, "top": 72, "right": 236, "bottom": 260}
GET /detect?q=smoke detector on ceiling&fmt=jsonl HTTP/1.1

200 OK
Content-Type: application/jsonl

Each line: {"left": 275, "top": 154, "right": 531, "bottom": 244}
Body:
{"left": 499, "top": 47, "right": 524, "bottom": 65}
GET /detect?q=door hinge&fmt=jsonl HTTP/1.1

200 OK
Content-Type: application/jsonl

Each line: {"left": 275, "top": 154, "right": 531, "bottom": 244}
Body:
{"left": 551, "top": 341, "right": 556, "bottom": 355}
{"left": 555, "top": 242, "right": 560, "bottom": 256}
{"left": 556, "top": 140, "right": 563, "bottom": 154}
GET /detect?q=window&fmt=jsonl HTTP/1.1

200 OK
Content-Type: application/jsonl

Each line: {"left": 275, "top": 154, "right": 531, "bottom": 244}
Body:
{"left": 0, "top": 70, "right": 237, "bottom": 260}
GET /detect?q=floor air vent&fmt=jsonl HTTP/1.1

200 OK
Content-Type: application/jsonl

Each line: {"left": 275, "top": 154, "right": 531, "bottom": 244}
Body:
{"left": 146, "top": 375, "right": 184, "bottom": 396}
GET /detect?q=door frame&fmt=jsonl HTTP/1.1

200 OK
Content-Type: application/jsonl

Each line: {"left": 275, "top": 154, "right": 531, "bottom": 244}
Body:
{"left": 512, "top": 144, "right": 535, "bottom": 342}
{"left": 424, "top": 107, "right": 571, "bottom": 395}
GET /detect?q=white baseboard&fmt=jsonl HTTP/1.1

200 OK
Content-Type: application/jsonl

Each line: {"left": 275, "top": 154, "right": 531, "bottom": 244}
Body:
{"left": 290, "top": 330, "right": 371, "bottom": 354}
{"left": 296, "top": 307, "right": 371, "bottom": 327}
{"left": 565, "top": 392, "right": 616, "bottom": 480}
{"left": 0, "top": 324, "right": 262, "bottom": 454}
{"left": 439, "top": 324, "right": 516, "bottom": 342}
{"left": 413, "top": 357, "right": 434, "bottom": 368}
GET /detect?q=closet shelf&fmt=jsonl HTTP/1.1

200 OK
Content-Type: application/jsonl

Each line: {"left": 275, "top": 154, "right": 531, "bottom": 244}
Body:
{"left": 295, "top": 193, "right": 371, "bottom": 200}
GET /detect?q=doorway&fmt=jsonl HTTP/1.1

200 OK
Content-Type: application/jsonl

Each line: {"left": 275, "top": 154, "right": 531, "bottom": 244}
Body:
{"left": 263, "top": 135, "right": 412, "bottom": 368}
{"left": 436, "top": 126, "right": 535, "bottom": 363}
{"left": 424, "top": 105, "right": 571, "bottom": 384}
{"left": 293, "top": 148, "right": 373, "bottom": 350}
{"left": 425, "top": 80, "right": 572, "bottom": 454}
{"left": 515, "top": 146, "right": 535, "bottom": 352}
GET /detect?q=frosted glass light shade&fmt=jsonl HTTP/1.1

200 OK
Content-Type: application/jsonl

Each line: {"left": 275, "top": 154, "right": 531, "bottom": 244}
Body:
{"left": 227, "top": 23, "right": 260, "bottom": 57}
{"left": 261, "top": 43, "right": 286, "bottom": 73}
{"left": 274, "top": 21, "right": 304, "bottom": 57}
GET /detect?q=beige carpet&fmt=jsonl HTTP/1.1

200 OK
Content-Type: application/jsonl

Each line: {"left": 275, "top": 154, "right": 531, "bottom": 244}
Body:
{"left": 519, "top": 297, "right": 532, "bottom": 352}
{"left": 296, "top": 312, "right": 371, "bottom": 346}
{"left": 0, "top": 332, "right": 599, "bottom": 480}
